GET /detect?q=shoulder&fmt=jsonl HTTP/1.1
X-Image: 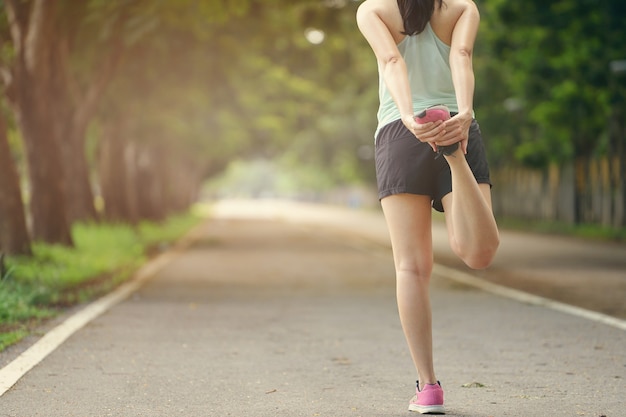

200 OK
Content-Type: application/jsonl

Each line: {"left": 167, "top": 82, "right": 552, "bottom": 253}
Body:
{"left": 443, "top": 0, "right": 479, "bottom": 20}
{"left": 357, "top": 0, "right": 402, "bottom": 29}
{"left": 356, "top": 0, "right": 404, "bottom": 42}
{"left": 357, "top": 0, "right": 391, "bottom": 15}
{"left": 431, "top": 0, "right": 479, "bottom": 42}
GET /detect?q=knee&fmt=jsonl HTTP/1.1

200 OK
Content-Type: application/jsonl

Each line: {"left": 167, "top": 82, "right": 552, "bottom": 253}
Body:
{"left": 460, "top": 238, "right": 500, "bottom": 270}
{"left": 395, "top": 260, "right": 434, "bottom": 284}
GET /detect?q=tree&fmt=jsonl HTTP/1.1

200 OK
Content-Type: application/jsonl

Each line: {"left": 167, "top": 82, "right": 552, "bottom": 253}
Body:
{"left": 94, "top": 1, "right": 255, "bottom": 222}
{"left": 51, "top": 0, "right": 127, "bottom": 224}
{"left": 0, "top": 108, "right": 30, "bottom": 255}
{"left": 2, "top": 0, "right": 73, "bottom": 245}
{"left": 1, "top": 0, "right": 383, "bottom": 244}
{"left": 477, "top": 0, "right": 626, "bottom": 165}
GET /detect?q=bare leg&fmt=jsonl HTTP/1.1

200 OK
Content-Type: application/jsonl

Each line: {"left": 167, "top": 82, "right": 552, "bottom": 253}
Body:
{"left": 441, "top": 147, "right": 499, "bottom": 269}
{"left": 381, "top": 194, "right": 437, "bottom": 385}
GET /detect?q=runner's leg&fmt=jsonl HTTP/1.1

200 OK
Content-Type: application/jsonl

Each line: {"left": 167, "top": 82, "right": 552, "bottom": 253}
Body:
{"left": 381, "top": 193, "right": 437, "bottom": 385}
{"left": 441, "top": 148, "right": 499, "bottom": 269}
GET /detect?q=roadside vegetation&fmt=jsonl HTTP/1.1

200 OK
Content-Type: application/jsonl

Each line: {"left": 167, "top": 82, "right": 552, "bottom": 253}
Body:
{"left": 495, "top": 217, "right": 626, "bottom": 242}
{"left": 429, "top": 210, "right": 626, "bottom": 243}
{"left": 0, "top": 1, "right": 624, "bottom": 350}
{"left": 0, "top": 211, "right": 202, "bottom": 352}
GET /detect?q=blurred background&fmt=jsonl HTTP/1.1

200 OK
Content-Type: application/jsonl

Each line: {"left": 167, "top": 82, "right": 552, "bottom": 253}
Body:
{"left": 1, "top": 0, "right": 625, "bottom": 255}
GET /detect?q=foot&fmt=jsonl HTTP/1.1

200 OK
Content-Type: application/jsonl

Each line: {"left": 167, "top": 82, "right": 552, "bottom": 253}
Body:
{"left": 435, "top": 142, "right": 459, "bottom": 159}
{"left": 408, "top": 381, "right": 445, "bottom": 414}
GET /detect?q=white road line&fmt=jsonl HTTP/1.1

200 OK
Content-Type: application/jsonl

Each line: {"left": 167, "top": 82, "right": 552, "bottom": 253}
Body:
{"left": 2, "top": 207, "right": 624, "bottom": 399}
{"left": 214, "top": 199, "right": 626, "bottom": 331}
{"left": 433, "top": 264, "right": 626, "bottom": 331}
{"left": 0, "top": 220, "right": 208, "bottom": 397}
{"left": 0, "top": 252, "right": 176, "bottom": 397}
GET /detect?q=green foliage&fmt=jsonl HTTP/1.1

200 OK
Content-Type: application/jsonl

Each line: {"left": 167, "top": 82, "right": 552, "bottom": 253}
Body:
{"left": 496, "top": 216, "right": 626, "bottom": 242}
{"left": 0, "top": 280, "right": 54, "bottom": 324}
{"left": 13, "top": 224, "right": 144, "bottom": 289}
{"left": 99, "top": 0, "right": 377, "bottom": 190}
{"left": 0, "top": 330, "right": 29, "bottom": 352}
{"left": 138, "top": 212, "right": 202, "bottom": 248}
{"left": 475, "top": 0, "right": 626, "bottom": 166}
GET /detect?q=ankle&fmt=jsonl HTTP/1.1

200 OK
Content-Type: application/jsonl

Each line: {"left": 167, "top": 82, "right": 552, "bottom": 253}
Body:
{"left": 417, "top": 379, "right": 439, "bottom": 390}
{"left": 436, "top": 142, "right": 460, "bottom": 159}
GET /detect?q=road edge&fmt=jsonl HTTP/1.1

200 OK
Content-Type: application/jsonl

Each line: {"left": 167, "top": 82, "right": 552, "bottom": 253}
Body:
{"left": 0, "top": 220, "right": 207, "bottom": 397}
{"left": 433, "top": 264, "right": 626, "bottom": 331}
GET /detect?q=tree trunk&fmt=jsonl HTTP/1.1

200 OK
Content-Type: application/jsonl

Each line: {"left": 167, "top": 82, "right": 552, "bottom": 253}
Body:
{"left": 0, "top": 111, "right": 31, "bottom": 255}
{"left": 4, "top": 0, "right": 73, "bottom": 245}
{"left": 169, "top": 156, "right": 201, "bottom": 212}
{"left": 98, "top": 120, "right": 139, "bottom": 224}
{"left": 135, "top": 146, "right": 166, "bottom": 222}
{"left": 54, "top": 93, "right": 98, "bottom": 224}
{"left": 58, "top": 116, "right": 98, "bottom": 224}
{"left": 55, "top": 29, "right": 125, "bottom": 224}
{"left": 4, "top": 0, "right": 126, "bottom": 228}
{"left": 14, "top": 77, "right": 73, "bottom": 245}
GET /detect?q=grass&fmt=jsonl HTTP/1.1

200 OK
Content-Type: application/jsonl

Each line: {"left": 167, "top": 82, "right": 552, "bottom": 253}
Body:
{"left": 0, "top": 211, "right": 203, "bottom": 352}
{"left": 2, "top": 201, "right": 622, "bottom": 354}
{"left": 0, "top": 329, "right": 29, "bottom": 352}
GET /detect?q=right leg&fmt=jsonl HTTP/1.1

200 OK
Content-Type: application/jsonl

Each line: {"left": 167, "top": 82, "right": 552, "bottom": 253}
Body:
{"left": 439, "top": 121, "right": 499, "bottom": 269}
{"left": 381, "top": 193, "right": 437, "bottom": 385}
{"left": 442, "top": 150, "right": 499, "bottom": 269}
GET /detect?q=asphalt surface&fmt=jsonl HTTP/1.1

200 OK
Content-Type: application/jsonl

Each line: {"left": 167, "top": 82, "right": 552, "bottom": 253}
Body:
{"left": 0, "top": 199, "right": 624, "bottom": 417}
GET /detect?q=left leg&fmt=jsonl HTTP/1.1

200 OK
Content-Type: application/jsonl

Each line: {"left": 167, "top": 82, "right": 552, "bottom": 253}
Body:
{"left": 381, "top": 194, "right": 438, "bottom": 386}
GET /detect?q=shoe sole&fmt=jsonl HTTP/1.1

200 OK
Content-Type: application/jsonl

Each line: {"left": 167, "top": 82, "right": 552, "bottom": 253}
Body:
{"left": 408, "top": 404, "right": 446, "bottom": 414}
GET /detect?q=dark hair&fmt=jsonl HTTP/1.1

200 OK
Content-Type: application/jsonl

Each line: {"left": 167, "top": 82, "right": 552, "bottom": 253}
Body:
{"left": 397, "top": 0, "right": 444, "bottom": 36}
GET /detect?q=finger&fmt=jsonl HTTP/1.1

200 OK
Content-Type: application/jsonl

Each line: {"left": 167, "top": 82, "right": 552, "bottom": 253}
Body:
{"left": 419, "top": 120, "right": 444, "bottom": 132}
{"left": 437, "top": 133, "right": 457, "bottom": 145}
{"left": 416, "top": 126, "right": 445, "bottom": 141}
{"left": 424, "top": 128, "right": 446, "bottom": 142}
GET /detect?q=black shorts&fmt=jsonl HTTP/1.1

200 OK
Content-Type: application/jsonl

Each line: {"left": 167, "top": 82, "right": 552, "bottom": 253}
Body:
{"left": 375, "top": 118, "right": 491, "bottom": 212}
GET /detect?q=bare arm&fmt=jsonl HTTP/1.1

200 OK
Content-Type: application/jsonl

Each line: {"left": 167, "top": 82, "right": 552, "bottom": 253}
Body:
{"left": 449, "top": 2, "right": 479, "bottom": 117}
{"left": 439, "top": 1, "right": 480, "bottom": 152}
{"left": 356, "top": 2, "right": 414, "bottom": 121}
{"left": 356, "top": 0, "right": 444, "bottom": 145}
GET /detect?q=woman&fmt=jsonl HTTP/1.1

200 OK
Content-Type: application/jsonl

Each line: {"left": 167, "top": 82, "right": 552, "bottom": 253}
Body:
{"left": 356, "top": 0, "right": 500, "bottom": 414}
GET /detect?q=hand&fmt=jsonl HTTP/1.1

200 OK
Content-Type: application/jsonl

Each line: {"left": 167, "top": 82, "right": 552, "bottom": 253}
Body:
{"left": 401, "top": 114, "right": 445, "bottom": 153}
{"left": 436, "top": 112, "right": 473, "bottom": 154}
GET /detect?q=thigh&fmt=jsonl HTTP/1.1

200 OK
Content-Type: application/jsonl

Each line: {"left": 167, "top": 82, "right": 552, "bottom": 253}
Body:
{"left": 433, "top": 119, "right": 492, "bottom": 212}
{"left": 381, "top": 194, "right": 434, "bottom": 273}
{"left": 441, "top": 183, "right": 494, "bottom": 212}
{"left": 375, "top": 119, "right": 439, "bottom": 201}
{"left": 441, "top": 183, "right": 494, "bottom": 244}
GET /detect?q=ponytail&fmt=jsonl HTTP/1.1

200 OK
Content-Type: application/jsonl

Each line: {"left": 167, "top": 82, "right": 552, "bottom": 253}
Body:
{"left": 397, "top": 0, "right": 444, "bottom": 36}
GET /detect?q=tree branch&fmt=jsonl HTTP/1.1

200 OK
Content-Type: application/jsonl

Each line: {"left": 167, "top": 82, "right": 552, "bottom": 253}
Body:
{"left": 3, "top": 0, "right": 29, "bottom": 56}
{"left": 24, "top": 0, "right": 59, "bottom": 76}
{"left": 73, "top": 16, "right": 127, "bottom": 133}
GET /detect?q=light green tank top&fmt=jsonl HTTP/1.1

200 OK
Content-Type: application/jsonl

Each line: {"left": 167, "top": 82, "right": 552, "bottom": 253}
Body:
{"left": 375, "top": 23, "right": 458, "bottom": 139}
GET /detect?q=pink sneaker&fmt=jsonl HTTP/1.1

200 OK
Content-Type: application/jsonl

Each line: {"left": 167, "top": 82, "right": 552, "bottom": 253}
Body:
{"left": 408, "top": 381, "right": 445, "bottom": 414}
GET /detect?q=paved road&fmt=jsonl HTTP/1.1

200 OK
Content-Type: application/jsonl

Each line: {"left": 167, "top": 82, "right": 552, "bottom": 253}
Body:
{"left": 217, "top": 199, "right": 626, "bottom": 320}
{"left": 0, "top": 199, "right": 624, "bottom": 416}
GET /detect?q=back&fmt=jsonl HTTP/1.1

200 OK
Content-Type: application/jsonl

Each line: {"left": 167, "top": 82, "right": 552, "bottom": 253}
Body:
{"left": 357, "top": 0, "right": 480, "bottom": 138}
{"left": 376, "top": 23, "right": 456, "bottom": 135}
{"left": 430, "top": 0, "right": 472, "bottom": 45}
{"left": 364, "top": 0, "right": 471, "bottom": 47}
